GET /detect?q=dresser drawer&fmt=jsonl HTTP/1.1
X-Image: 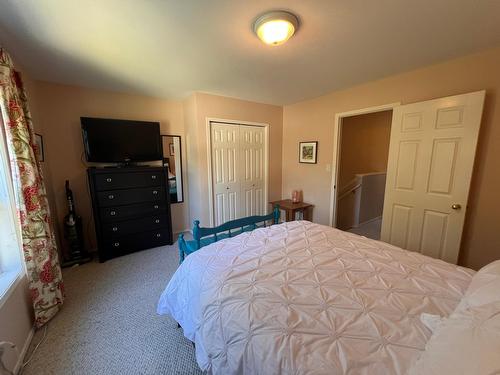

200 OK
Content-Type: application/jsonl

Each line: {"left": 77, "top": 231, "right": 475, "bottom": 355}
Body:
{"left": 94, "top": 171, "right": 164, "bottom": 191}
{"left": 106, "top": 228, "right": 171, "bottom": 257}
{"left": 102, "top": 214, "right": 167, "bottom": 237}
{"left": 97, "top": 186, "right": 165, "bottom": 207}
{"left": 100, "top": 202, "right": 166, "bottom": 222}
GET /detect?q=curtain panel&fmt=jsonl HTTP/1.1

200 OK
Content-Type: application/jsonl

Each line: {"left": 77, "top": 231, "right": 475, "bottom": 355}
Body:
{"left": 0, "top": 48, "right": 64, "bottom": 327}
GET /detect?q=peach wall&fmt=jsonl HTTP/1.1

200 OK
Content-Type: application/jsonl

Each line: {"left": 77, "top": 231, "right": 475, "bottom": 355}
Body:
{"left": 339, "top": 111, "right": 392, "bottom": 188}
{"left": 0, "top": 277, "right": 33, "bottom": 372}
{"left": 185, "top": 92, "right": 283, "bottom": 226}
{"left": 0, "top": 75, "right": 283, "bottom": 372}
{"left": 30, "top": 82, "right": 189, "bottom": 253}
{"left": 27, "top": 83, "right": 282, "bottom": 251}
{"left": 282, "top": 46, "right": 500, "bottom": 270}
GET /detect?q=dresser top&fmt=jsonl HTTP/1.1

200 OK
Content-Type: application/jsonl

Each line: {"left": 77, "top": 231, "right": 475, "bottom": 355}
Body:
{"left": 88, "top": 166, "right": 165, "bottom": 174}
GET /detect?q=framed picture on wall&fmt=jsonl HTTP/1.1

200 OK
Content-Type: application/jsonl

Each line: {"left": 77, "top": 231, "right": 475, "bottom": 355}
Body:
{"left": 35, "top": 133, "right": 45, "bottom": 162}
{"left": 299, "top": 141, "right": 317, "bottom": 164}
{"left": 169, "top": 143, "right": 175, "bottom": 156}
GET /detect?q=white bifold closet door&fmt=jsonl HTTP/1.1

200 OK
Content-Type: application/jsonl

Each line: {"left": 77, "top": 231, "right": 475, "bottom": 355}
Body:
{"left": 211, "top": 123, "right": 265, "bottom": 226}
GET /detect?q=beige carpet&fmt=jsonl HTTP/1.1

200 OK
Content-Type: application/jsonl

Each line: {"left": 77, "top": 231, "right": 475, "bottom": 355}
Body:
{"left": 22, "top": 242, "right": 202, "bottom": 375}
{"left": 347, "top": 218, "right": 382, "bottom": 240}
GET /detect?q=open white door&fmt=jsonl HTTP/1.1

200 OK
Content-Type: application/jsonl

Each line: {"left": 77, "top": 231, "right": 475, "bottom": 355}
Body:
{"left": 381, "top": 91, "right": 485, "bottom": 264}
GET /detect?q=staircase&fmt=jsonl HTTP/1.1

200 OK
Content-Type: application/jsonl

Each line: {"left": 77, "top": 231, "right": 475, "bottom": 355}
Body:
{"left": 337, "top": 172, "right": 386, "bottom": 232}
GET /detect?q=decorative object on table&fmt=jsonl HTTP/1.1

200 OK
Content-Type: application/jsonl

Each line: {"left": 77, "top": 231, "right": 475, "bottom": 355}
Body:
{"left": 34, "top": 133, "right": 44, "bottom": 162}
{"left": 292, "top": 190, "right": 303, "bottom": 203}
{"left": 169, "top": 143, "right": 175, "bottom": 156}
{"left": 299, "top": 141, "right": 317, "bottom": 164}
{"left": 62, "top": 180, "right": 91, "bottom": 267}
{"left": 269, "top": 199, "right": 314, "bottom": 222}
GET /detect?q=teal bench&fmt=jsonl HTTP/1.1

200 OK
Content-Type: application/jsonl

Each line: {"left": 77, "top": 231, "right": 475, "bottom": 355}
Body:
{"left": 178, "top": 205, "right": 280, "bottom": 263}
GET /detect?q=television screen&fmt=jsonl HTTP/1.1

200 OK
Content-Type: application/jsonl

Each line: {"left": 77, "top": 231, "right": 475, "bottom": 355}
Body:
{"left": 81, "top": 117, "right": 163, "bottom": 163}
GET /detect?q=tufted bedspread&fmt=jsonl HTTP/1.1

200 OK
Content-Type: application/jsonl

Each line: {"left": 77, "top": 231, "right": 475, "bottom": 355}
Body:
{"left": 158, "top": 221, "right": 474, "bottom": 374}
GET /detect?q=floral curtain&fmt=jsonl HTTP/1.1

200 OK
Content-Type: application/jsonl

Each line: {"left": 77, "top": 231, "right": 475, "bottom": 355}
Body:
{"left": 0, "top": 48, "right": 64, "bottom": 327}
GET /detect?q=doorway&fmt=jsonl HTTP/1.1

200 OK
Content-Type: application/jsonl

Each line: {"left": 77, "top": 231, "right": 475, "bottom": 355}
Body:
{"left": 329, "top": 102, "right": 399, "bottom": 232}
{"left": 334, "top": 110, "right": 393, "bottom": 240}
{"left": 330, "top": 92, "right": 484, "bottom": 264}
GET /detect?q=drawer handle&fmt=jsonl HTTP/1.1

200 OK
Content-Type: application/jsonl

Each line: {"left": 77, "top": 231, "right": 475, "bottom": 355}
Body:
{"left": 156, "top": 233, "right": 161, "bottom": 238}
{"left": 151, "top": 175, "right": 157, "bottom": 179}
{"left": 108, "top": 194, "right": 115, "bottom": 200}
{"left": 113, "top": 242, "right": 120, "bottom": 247}
{"left": 154, "top": 205, "right": 159, "bottom": 209}
{"left": 155, "top": 219, "right": 160, "bottom": 224}
{"left": 106, "top": 178, "right": 112, "bottom": 182}
{"left": 110, "top": 211, "right": 116, "bottom": 216}
{"left": 112, "top": 227, "right": 118, "bottom": 232}
{"left": 152, "top": 190, "right": 158, "bottom": 195}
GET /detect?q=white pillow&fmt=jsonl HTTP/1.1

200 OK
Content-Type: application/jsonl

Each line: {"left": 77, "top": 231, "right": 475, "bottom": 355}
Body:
{"left": 456, "top": 259, "right": 500, "bottom": 311}
{"left": 408, "top": 301, "right": 500, "bottom": 375}
{"left": 419, "top": 313, "right": 444, "bottom": 333}
{"left": 477, "top": 260, "right": 500, "bottom": 275}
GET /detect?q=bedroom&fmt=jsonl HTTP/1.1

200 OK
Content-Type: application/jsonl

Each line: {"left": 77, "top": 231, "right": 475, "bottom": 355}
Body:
{"left": 0, "top": 1, "right": 500, "bottom": 374}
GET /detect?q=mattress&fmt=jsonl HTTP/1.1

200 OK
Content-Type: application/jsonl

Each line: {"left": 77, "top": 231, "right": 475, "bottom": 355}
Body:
{"left": 158, "top": 221, "right": 474, "bottom": 374}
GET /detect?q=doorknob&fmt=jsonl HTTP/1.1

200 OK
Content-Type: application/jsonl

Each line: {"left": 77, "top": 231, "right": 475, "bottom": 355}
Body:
{"left": 451, "top": 203, "right": 462, "bottom": 210}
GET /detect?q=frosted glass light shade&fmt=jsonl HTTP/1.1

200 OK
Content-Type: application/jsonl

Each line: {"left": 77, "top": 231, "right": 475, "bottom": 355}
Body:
{"left": 253, "top": 11, "right": 299, "bottom": 46}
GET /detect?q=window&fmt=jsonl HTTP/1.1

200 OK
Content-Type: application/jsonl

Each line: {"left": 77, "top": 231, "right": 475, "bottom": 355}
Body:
{"left": 0, "top": 112, "right": 23, "bottom": 301}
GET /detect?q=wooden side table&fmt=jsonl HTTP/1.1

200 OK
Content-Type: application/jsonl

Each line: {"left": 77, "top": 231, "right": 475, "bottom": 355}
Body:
{"left": 270, "top": 199, "right": 314, "bottom": 222}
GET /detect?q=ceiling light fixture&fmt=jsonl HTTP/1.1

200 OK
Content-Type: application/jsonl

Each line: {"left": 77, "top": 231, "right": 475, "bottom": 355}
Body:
{"left": 253, "top": 10, "right": 299, "bottom": 46}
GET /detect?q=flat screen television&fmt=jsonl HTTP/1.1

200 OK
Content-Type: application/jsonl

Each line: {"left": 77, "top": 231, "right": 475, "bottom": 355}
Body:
{"left": 81, "top": 117, "right": 163, "bottom": 163}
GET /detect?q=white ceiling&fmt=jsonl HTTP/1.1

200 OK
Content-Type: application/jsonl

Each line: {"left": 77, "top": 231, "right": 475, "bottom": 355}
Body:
{"left": 1, "top": 0, "right": 500, "bottom": 105}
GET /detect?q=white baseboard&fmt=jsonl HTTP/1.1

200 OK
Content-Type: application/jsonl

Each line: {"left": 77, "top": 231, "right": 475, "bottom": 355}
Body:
{"left": 13, "top": 326, "right": 34, "bottom": 374}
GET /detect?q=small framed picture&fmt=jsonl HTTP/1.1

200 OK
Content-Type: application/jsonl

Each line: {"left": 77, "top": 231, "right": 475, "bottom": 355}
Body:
{"left": 35, "top": 133, "right": 44, "bottom": 162}
{"left": 169, "top": 143, "right": 175, "bottom": 156}
{"left": 299, "top": 141, "right": 317, "bottom": 164}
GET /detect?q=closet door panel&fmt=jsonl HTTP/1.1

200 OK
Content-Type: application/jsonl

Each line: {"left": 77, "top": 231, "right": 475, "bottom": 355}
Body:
{"left": 211, "top": 123, "right": 241, "bottom": 225}
{"left": 240, "top": 125, "right": 265, "bottom": 216}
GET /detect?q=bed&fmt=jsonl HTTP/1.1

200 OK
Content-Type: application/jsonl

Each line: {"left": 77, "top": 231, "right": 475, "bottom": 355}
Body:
{"left": 157, "top": 220, "right": 475, "bottom": 374}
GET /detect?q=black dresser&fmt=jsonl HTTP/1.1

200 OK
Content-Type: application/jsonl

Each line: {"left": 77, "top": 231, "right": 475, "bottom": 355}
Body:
{"left": 87, "top": 166, "right": 173, "bottom": 262}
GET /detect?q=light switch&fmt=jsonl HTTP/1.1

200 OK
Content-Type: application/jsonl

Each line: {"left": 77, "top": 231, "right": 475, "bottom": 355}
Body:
{"left": 326, "top": 164, "right": 331, "bottom": 172}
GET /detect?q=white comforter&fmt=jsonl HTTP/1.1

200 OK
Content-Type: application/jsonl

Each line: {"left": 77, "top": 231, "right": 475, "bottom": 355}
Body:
{"left": 158, "top": 221, "right": 474, "bottom": 374}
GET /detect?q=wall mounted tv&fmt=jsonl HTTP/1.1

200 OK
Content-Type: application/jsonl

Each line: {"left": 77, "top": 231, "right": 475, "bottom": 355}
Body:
{"left": 81, "top": 117, "right": 163, "bottom": 163}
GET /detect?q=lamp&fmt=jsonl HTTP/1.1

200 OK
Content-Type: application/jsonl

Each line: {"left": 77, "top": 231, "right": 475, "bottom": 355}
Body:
{"left": 253, "top": 10, "right": 299, "bottom": 46}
